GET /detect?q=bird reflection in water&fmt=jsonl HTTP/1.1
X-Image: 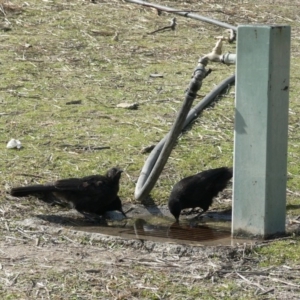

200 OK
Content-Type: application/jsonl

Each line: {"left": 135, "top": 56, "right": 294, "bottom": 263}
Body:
{"left": 132, "top": 218, "right": 230, "bottom": 242}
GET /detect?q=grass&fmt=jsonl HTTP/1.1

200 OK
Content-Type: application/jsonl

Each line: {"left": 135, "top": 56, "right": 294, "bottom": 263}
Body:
{"left": 1, "top": 0, "right": 237, "bottom": 201}
{"left": 1, "top": 0, "right": 300, "bottom": 299}
{"left": 256, "top": 237, "right": 300, "bottom": 267}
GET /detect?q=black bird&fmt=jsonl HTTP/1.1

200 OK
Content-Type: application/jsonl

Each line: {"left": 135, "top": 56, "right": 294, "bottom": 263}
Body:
{"left": 10, "top": 167, "right": 126, "bottom": 218}
{"left": 168, "top": 167, "right": 233, "bottom": 222}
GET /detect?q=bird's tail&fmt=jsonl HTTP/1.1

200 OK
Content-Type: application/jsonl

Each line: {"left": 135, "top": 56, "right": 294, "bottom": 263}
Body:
{"left": 10, "top": 185, "right": 54, "bottom": 197}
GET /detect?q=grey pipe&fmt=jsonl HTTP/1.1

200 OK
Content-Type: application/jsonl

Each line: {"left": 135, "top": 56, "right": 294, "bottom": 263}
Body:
{"left": 126, "top": 0, "right": 237, "bottom": 200}
{"left": 222, "top": 53, "right": 236, "bottom": 65}
{"left": 124, "top": 0, "right": 237, "bottom": 31}
{"left": 135, "top": 64, "right": 209, "bottom": 200}
{"left": 135, "top": 74, "right": 235, "bottom": 200}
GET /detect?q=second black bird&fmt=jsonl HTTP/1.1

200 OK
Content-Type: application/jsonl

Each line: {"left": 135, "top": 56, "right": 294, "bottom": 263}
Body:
{"left": 10, "top": 167, "right": 126, "bottom": 218}
{"left": 168, "top": 167, "right": 233, "bottom": 222}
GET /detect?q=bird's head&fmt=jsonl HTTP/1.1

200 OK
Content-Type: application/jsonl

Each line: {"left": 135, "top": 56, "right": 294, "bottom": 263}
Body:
{"left": 168, "top": 198, "right": 182, "bottom": 222}
{"left": 106, "top": 167, "right": 123, "bottom": 181}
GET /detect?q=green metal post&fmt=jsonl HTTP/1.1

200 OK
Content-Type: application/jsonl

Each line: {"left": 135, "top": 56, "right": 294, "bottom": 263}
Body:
{"left": 233, "top": 25, "right": 290, "bottom": 237}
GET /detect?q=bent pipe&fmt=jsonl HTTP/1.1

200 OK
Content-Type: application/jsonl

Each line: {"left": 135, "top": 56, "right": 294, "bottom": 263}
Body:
{"left": 135, "top": 63, "right": 209, "bottom": 200}
{"left": 135, "top": 74, "right": 235, "bottom": 200}
{"left": 124, "top": 0, "right": 237, "bottom": 31}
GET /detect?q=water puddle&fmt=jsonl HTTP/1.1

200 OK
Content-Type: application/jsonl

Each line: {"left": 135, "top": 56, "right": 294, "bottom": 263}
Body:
{"left": 32, "top": 206, "right": 256, "bottom": 246}
{"left": 71, "top": 216, "right": 252, "bottom": 246}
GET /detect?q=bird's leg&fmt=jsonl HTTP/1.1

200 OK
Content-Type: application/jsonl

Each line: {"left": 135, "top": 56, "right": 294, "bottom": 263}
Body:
{"left": 195, "top": 209, "right": 206, "bottom": 219}
{"left": 187, "top": 208, "right": 196, "bottom": 215}
{"left": 121, "top": 210, "right": 127, "bottom": 218}
{"left": 81, "top": 212, "right": 103, "bottom": 223}
{"left": 120, "top": 220, "right": 128, "bottom": 228}
{"left": 124, "top": 207, "right": 134, "bottom": 214}
{"left": 123, "top": 207, "right": 135, "bottom": 217}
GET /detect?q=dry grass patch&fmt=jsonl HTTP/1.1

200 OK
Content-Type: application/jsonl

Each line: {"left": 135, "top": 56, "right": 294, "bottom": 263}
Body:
{"left": 0, "top": 0, "right": 300, "bottom": 298}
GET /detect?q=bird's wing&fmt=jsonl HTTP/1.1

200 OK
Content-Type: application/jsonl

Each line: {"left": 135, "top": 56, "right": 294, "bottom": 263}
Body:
{"left": 54, "top": 175, "right": 107, "bottom": 193}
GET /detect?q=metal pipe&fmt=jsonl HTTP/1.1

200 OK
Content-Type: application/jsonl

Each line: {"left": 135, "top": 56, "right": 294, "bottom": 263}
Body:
{"left": 124, "top": 0, "right": 237, "bottom": 31}
{"left": 135, "top": 63, "right": 210, "bottom": 200}
{"left": 221, "top": 53, "right": 236, "bottom": 65}
{"left": 126, "top": 0, "right": 237, "bottom": 200}
{"left": 135, "top": 74, "right": 235, "bottom": 200}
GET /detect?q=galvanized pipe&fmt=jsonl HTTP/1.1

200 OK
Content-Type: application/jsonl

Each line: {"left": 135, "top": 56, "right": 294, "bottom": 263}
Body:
{"left": 135, "top": 63, "right": 210, "bottom": 200}
{"left": 124, "top": 0, "right": 237, "bottom": 31}
{"left": 135, "top": 73, "right": 235, "bottom": 200}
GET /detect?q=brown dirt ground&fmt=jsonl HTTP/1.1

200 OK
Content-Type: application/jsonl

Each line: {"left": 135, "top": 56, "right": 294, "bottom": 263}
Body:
{"left": 1, "top": 0, "right": 300, "bottom": 299}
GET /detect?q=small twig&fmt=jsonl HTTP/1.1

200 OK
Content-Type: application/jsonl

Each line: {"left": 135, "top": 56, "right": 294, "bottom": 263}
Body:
{"left": 282, "top": 265, "right": 300, "bottom": 271}
{"left": 268, "top": 277, "right": 300, "bottom": 288}
{"left": 16, "top": 228, "right": 36, "bottom": 240}
{"left": 287, "top": 188, "right": 300, "bottom": 196}
{"left": 124, "top": 207, "right": 134, "bottom": 215}
{"left": 290, "top": 219, "right": 300, "bottom": 224}
{"left": 148, "top": 17, "right": 177, "bottom": 35}
{"left": 218, "top": 270, "right": 270, "bottom": 276}
{"left": 236, "top": 272, "right": 266, "bottom": 292}
{"left": 6, "top": 236, "right": 29, "bottom": 242}
{"left": 8, "top": 273, "right": 20, "bottom": 286}
{"left": 0, "top": 4, "right": 6, "bottom": 17}
{"left": 4, "top": 222, "right": 10, "bottom": 232}
{"left": 259, "top": 288, "right": 275, "bottom": 296}
{"left": 62, "top": 235, "right": 77, "bottom": 244}
{"left": 15, "top": 173, "right": 45, "bottom": 179}
{"left": 60, "top": 144, "right": 110, "bottom": 151}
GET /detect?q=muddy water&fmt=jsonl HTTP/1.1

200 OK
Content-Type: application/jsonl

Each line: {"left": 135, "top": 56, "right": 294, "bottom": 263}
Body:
{"left": 73, "top": 216, "right": 252, "bottom": 246}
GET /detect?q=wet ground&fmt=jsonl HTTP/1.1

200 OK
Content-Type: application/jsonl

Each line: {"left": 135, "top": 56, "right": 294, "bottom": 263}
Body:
{"left": 74, "top": 217, "right": 236, "bottom": 246}
{"left": 28, "top": 204, "right": 257, "bottom": 246}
